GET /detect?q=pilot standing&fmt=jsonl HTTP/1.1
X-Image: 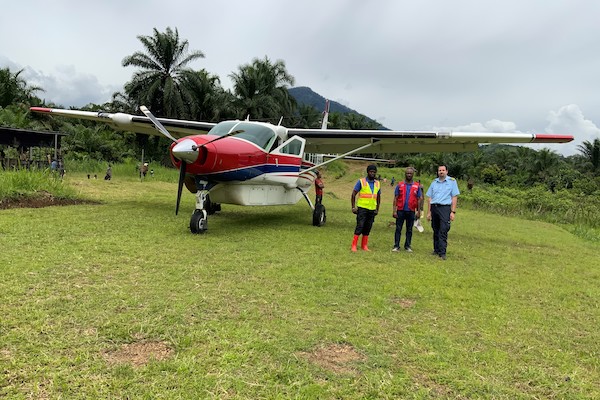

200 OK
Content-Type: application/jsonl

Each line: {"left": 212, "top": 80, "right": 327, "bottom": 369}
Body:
{"left": 314, "top": 170, "right": 324, "bottom": 205}
{"left": 426, "top": 165, "right": 460, "bottom": 260}
{"left": 350, "top": 165, "right": 381, "bottom": 252}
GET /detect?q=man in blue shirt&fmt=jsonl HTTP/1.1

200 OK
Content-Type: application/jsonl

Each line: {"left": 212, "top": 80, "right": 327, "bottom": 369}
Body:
{"left": 392, "top": 167, "right": 423, "bottom": 252}
{"left": 426, "top": 165, "right": 460, "bottom": 260}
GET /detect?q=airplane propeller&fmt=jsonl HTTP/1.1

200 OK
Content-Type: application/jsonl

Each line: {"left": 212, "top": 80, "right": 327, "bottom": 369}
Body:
{"left": 140, "top": 106, "right": 189, "bottom": 215}
{"left": 139, "top": 106, "right": 178, "bottom": 142}
{"left": 175, "top": 160, "right": 186, "bottom": 215}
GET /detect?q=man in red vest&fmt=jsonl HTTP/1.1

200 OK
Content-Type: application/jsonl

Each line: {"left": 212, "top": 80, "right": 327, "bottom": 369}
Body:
{"left": 392, "top": 167, "right": 423, "bottom": 252}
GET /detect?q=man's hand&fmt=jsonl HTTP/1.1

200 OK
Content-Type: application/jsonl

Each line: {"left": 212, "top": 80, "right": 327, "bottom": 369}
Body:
{"left": 427, "top": 211, "right": 432, "bottom": 221}
{"left": 374, "top": 209, "right": 378, "bottom": 215}
{"left": 393, "top": 211, "right": 397, "bottom": 218}
{"left": 450, "top": 212, "right": 455, "bottom": 222}
{"left": 352, "top": 207, "right": 358, "bottom": 214}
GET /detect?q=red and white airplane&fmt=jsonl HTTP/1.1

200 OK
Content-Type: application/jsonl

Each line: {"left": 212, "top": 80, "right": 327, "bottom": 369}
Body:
{"left": 30, "top": 105, "right": 573, "bottom": 234}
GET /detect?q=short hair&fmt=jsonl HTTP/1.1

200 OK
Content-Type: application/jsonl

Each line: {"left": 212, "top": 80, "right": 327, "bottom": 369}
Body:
{"left": 367, "top": 164, "right": 377, "bottom": 172}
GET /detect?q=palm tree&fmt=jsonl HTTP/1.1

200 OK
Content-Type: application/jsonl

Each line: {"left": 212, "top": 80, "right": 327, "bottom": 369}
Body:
{"left": 577, "top": 138, "right": 600, "bottom": 172}
{"left": 0, "top": 67, "right": 44, "bottom": 108}
{"left": 293, "top": 104, "right": 321, "bottom": 128}
{"left": 121, "top": 27, "right": 205, "bottom": 118}
{"left": 229, "top": 56, "right": 296, "bottom": 121}
{"left": 341, "top": 113, "right": 380, "bottom": 130}
{"left": 530, "top": 148, "right": 560, "bottom": 182}
{"left": 182, "top": 69, "right": 228, "bottom": 121}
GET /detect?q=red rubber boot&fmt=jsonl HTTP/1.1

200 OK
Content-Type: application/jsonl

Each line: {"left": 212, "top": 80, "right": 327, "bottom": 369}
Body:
{"left": 351, "top": 235, "right": 359, "bottom": 252}
{"left": 361, "top": 235, "right": 371, "bottom": 251}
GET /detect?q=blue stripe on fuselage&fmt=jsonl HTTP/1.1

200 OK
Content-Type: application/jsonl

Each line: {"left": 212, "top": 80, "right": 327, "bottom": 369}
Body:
{"left": 196, "top": 164, "right": 300, "bottom": 182}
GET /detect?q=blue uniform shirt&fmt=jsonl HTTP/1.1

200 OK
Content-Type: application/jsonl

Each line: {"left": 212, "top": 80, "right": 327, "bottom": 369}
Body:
{"left": 394, "top": 183, "right": 422, "bottom": 211}
{"left": 426, "top": 177, "right": 460, "bottom": 205}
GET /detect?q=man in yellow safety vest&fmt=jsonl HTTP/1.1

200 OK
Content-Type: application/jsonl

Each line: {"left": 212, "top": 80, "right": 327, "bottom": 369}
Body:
{"left": 350, "top": 164, "right": 381, "bottom": 252}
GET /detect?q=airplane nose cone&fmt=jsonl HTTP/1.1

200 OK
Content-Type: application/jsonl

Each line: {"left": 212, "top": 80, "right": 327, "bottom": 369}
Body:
{"left": 172, "top": 139, "right": 199, "bottom": 164}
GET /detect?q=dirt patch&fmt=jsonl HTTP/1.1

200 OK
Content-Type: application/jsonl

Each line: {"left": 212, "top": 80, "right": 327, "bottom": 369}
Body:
{"left": 0, "top": 192, "right": 96, "bottom": 210}
{"left": 392, "top": 297, "right": 417, "bottom": 309}
{"left": 103, "top": 340, "right": 174, "bottom": 367}
{"left": 298, "top": 343, "right": 365, "bottom": 375}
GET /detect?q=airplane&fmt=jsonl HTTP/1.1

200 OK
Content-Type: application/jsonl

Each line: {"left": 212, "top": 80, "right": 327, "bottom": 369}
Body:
{"left": 30, "top": 105, "right": 573, "bottom": 234}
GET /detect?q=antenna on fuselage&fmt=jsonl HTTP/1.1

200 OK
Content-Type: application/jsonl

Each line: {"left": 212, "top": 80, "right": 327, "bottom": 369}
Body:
{"left": 321, "top": 99, "right": 330, "bottom": 130}
{"left": 277, "top": 116, "right": 284, "bottom": 126}
{"left": 245, "top": 115, "right": 250, "bottom": 121}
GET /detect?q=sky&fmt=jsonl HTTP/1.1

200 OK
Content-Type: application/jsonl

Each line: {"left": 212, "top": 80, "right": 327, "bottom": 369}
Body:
{"left": 1, "top": 0, "right": 599, "bottom": 156}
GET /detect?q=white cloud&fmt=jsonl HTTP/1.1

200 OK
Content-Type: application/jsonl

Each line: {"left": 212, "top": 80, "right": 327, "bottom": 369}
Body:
{"left": 22, "top": 65, "right": 119, "bottom": 107}
{"left": 544, "top": 104, "right": 600, "bottom": 156}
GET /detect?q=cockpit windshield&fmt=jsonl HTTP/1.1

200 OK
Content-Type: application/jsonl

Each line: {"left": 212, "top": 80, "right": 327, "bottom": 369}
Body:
{"left": 207, "top": 121, "right": 277, "bottom": 150}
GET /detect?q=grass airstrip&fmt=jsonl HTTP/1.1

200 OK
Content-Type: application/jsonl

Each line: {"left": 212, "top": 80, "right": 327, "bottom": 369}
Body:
{"left": 1, "top": 165, "right": 599, "bottom": 399}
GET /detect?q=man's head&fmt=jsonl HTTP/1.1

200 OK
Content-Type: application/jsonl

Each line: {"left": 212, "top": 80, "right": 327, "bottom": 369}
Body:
{"left": 437, "top": 165, "right": 448, "bottom": 180}
{"left": 405, "top": 167, "right": 415, "bottom": 182}
{"left": 316, "top": 170, "right": 321, "bottom": 178}
{"left": 367, "top": 164, "right": 377, "bottom": 179}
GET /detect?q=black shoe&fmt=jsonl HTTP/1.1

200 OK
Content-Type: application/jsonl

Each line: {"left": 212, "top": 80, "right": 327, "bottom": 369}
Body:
{"left": 439, "top": 254, "right": 447, "bottom": 260}
{"left": 431, "top": 251, "right": 439, "bottom": 256}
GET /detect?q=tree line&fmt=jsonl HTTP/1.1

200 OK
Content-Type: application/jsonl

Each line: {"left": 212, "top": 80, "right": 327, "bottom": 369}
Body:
{"left": 1, "top": 27, "right": 599, "bottom": 195}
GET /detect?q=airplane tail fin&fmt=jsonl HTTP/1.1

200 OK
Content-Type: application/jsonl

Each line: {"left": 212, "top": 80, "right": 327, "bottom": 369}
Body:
{"left": 321, "top": 99, "right": 330, "bottom": 130}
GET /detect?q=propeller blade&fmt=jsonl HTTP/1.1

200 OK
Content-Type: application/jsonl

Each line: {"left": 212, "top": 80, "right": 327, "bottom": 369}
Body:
{"left": 139, "top": 106, "right": 178, "bottom": 142}
{"left": 175, "top": 161, "right": 186, "bottom": 215}
{"left": 192, "top": 129, "right": 242, "bottom": 151}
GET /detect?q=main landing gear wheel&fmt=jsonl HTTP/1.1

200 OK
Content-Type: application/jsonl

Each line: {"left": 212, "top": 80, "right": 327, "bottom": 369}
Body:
{"left": 190, "top": 210, "right": 208, "bottom": 234}
{"left": 312, "top": 204, "right": 326, "bottom": 227}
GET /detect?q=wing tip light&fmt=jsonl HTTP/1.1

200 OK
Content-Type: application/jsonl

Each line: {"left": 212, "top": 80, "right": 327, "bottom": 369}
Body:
{"left": 532, "top": 134, "right": 574, "bottom": 143}
{"left": 30, "top": 107, "right": 52, "bottom": 113}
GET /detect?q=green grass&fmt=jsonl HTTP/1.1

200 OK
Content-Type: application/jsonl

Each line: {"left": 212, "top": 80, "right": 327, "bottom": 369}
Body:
{"left": 1, "top": 169, "right": 599, "bottom": 399}
{"left": 0, "top": 169, "right": 77, "bottom": 200}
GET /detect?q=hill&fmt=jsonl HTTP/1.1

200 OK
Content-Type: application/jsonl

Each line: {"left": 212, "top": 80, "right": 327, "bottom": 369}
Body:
{"left": 288, "top": 86, "right": 386, "bottom": 129}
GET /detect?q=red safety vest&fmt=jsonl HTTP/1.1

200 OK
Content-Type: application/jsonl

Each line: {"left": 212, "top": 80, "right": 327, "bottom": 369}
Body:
{"left": 396, "top": 181, "right": 419, "bottom": 211}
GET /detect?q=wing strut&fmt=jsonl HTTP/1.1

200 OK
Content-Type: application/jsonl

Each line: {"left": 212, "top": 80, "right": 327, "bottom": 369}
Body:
{"left": 303, "top": 139, "right": 381, "bottom": 173}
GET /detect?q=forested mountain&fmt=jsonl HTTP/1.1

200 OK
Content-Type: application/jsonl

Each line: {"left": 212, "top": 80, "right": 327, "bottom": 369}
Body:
{"left": 288, "top": 86, "right": 386, "bottom": 129}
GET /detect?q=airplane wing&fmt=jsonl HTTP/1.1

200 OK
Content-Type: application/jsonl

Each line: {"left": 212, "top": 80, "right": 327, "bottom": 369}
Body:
{"left": 30, "top": 107, "right": 216, "bottom": 138}
{"left": 289, "top": 128, "right": 573, "bottom": 154}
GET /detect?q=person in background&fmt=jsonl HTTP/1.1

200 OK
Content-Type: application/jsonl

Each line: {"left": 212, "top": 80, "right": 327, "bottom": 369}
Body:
{"left": 105, "top": 164, "right": 112, "bottom": 180}
{"left": 350, "top": 164, "right": 381, "bottom": 252}
{"left": 314, "top": 170, "right": 324, "bottom": 205}
{"left": 392, "top": 167, "right": 423, "bottom": 252}
{"left": 426, "top": 165, "right": 460, "bottom": 260}
{"left": 140, "top": 162, "right": 149, "bottom": 178}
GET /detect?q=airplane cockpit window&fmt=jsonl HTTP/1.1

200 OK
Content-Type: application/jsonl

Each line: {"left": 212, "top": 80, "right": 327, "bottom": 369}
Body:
{"left": 207, "top": 121, "right": 238, "bottom": 137}
{"left": 206, "top": 121, "right": 277, "bottom": 150}
{"left": 229, "top": 122, "right": 277, "bottom": 150}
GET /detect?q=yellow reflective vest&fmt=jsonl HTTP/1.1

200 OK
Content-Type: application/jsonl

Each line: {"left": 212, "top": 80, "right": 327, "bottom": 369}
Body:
{"left": 356, "top": 178, "right": 380, "bottom": 210}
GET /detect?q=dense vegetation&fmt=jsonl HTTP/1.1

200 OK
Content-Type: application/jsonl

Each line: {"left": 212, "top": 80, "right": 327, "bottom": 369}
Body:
{"left": 1, "top": 26, "right": 599, "bottom": 234}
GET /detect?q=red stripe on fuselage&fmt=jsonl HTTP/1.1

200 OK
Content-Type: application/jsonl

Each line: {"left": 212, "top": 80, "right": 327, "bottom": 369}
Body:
{"left": 172, "top": 135, "right": 302, "bottom": 175}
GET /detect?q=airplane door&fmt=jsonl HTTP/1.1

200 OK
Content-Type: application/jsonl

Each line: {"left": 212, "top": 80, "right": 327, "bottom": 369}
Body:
{"left": 269, "top": 135, "right": 306, "bottom": 166}
{"left": 266, "top": 136, "right": 307, "bottom": 196}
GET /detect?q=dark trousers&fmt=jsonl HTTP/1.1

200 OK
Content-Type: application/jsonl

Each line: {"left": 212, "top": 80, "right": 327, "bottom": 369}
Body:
{"left": 354, "top": 207, "right": 376, "bottom": 236}
{"left": 430, "top": 204, "right": 451, "bottom": 256}
{"left": 394, "top": 210, "right": 415, "bottom": 249}
{"left": 315, "top": 194, "right": 322, "bottom": 205}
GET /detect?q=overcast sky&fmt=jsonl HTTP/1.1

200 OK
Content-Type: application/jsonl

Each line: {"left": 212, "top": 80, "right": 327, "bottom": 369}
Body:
{"left": 2, "top": 0, "right": 599, "bottom": 155}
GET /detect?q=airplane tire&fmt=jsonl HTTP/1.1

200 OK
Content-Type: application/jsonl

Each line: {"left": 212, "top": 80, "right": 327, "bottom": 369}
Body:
{"left": 312, "top": 204, "right": 326, "bottom": 227}
{"left": 190, "top": 210, "right": 208, "bottom": 234}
